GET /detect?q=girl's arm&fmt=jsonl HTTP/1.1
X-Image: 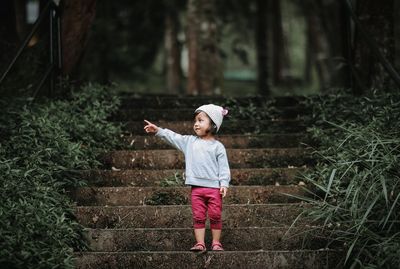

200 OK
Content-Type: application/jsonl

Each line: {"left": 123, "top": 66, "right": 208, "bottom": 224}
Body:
{"left": 217, "top": 144, "right": 231, "bottom": 189}
{"left": 144, "top": 120, "right": 190, "bottom": 152}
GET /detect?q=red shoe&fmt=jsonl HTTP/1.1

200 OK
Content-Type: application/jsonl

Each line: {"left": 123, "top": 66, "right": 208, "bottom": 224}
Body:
{"left": 211, "top": 242, "right": 224, "bottom": 251}
{"left": 190, "top": 242, "right": 206, "bottom": 252}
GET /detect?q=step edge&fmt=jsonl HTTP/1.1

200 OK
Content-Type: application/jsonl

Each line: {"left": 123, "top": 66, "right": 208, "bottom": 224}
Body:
{"left": 75, "top": 185, "right": 305, "bottom": 190}
{"left": 74, "top": 203, "right": 310, "bottom": 209}
{"left": 75, "top": 249, "right": 343, "bottom": 255}
{"left": 83, "top": 226, "right": 324, "bottom": 232}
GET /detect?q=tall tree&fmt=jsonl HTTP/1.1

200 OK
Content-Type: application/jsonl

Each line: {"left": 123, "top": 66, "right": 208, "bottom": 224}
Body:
{"left": 271, "top": 0, "right": 290, "bottom": 85}
{"left": 164, "top": 0, "right": 182, "bottom": 94}
{"left": 60, "top": 0, "right": 97, "bottom": 77}
{"left": 303, "top": 18, "right": 313, "bottom": 85}
{"left": 352, "top": 0, "right": 395, "bottom": 93}
{"left": 396, "top": 1, "right": 400, "bottom": 71}
{"left": 186, "top": 0, "right": 221, "bottom": 95}
{"left": 255, "top": 0, "right": 270, "bottom": 95}
{"left": 316, "top": 0, "right": 350, "bottom": 88}
{"left": 95, "top": 0, "right": 111, "bottom": 84}
{"left": 302, "top": 0, "right": 331, "bottom": 90}
{"left": 339, "top": 1, "right": 352, "bottom": 89}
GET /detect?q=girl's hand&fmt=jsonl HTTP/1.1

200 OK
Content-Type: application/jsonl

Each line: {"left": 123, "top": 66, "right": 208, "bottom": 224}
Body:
{"left": 220, "top": 187, "right": 227, "bottom": 198}
{"left": 144, "top": 120, "right": 159, "bottom": 134}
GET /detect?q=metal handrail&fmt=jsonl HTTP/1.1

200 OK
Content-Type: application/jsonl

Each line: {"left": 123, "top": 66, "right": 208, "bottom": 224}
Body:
{"left": 0, "top": 0, "right": 62, "bottom": 98}
{"left": 344, "top": 0, "right": 400, "bottom": 89}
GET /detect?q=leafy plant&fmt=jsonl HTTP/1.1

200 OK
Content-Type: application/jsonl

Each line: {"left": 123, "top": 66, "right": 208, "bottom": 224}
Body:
{"left": 0, "top": 83, "right": 121, "bottom": 268}
{"left": 292, "top": 89, "right": 400, "bottom": 268}
{"left": 159, "top": 171, "right": 185, "bottom": 187}
{"left": 224, "top": 97, "right": 275, "bottom": 121}
{"left": 145, "top": 190, "right": 188, "bottom": 205}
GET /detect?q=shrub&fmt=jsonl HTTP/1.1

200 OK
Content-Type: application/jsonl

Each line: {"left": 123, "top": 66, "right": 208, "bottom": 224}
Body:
{"left": 296, "top": 89, "right": 400, "bottom": 268}
{"left": 0, "top": 83, "right": 121, "bottom": 268}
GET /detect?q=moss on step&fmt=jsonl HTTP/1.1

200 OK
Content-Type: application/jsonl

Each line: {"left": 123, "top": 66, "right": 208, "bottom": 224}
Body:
{"left": 145, "top": 190, "right": 188, "bottom": 205}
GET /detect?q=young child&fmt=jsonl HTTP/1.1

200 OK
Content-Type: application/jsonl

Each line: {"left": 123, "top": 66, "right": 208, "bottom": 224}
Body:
{"left": 144, "top": 104, "right": 230, "bottom": 252}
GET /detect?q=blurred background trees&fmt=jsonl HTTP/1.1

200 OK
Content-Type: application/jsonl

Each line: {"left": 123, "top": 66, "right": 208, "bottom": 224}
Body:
{"left": 0, "top": 0, "right": 399, "bottom": 97}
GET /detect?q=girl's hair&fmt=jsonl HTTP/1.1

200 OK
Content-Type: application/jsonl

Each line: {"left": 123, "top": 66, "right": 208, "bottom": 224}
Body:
{"left": 194, "top": 111, "right": 218, "bottom": 135}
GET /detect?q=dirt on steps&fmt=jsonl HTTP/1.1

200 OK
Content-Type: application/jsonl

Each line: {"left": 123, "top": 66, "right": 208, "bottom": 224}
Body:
{"left": 122, "top": 133, "right": 312, "bottom": 149}
{"left": 75, "top": 250, "right": 343, "bottom": 269}
{"left": 123, "top": 119, "right": 306, "bottom": 134}
{"left": 113, "top": 106, "right": 307, "bottom": 121}
{"left": 75, "top": 203, "right": 314, "bottom": 229}
{"left": 83, "top": 226, "right": 332, "bottom": 252}
{"left": 72, "top": 185, "right": 310, "bottom": 206}
{"left": 82, "top": 167, "right": 306, "bottom": 187}
{"left": 101, "top": 148, "right": 313, "bottom": 169}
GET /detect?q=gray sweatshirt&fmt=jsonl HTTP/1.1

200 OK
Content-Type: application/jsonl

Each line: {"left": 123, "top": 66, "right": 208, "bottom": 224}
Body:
{"left": 156, "top": 128, "right": 231, "bottom": 188}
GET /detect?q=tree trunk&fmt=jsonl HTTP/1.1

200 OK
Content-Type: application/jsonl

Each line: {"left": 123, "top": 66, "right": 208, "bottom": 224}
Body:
{"left": 352, "top": 0, "right": 395, "bottom": 93}
{"left": 317, "top": 0, "right": 349, "bottom": 88}
{"left": 164, "top": 2, "right": 181, "bottom": 94}
{"left": 255, "top": 0, "right": 270, "bottom": 96}
{"left": 303, "top": 21, "right": 313, "bottom": 84}
{"left": 186, "top": 0, "right": 221, "bottom": 95}
{"left": 272, "top": 0, "right": 289, "bottom": 85}
{"left": 60, "top": 0, "right": 97, "bottom": 77}
{"left": 339, "top": 1, "right": 352, "bottom": 89}
{"left": 302, "top": 1, "right": 331, "bottom": 91}
{"left": 187, "top": 0, "right": 199, "bottom": 95}
{"left": 393, "top": 1, "right": 400, "bottom": 76}
{"left": 95, "top": 0, "right": 111, "bottom": 84}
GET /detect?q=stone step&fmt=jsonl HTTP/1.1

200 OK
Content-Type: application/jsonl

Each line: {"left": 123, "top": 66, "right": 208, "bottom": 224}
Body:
{"left": 119, "top": 95, "right": 305, "bottom": 108}
{"left": 71, "top": 186, "right": 308, "bottom": 206}
{"left": 83, "top": 167, "right": 306, "bottom": 187}
{"left": 113, "top": 106, "right": 306, "bottom": 121}
{"left": 75, "top": 250, "right": 343, "bottom": 269}
{"left": 101, "top": 148, "right": 312, "bottom": 169}
{"left": 122, "top": 133, "right": 311, "bottom": 149}
{"left": 75, "top": 203, "right": 313, "bottom": 229}
{"left": 123, "top": 120, "right": 306, "bottom": 134}
{"left": 82, "top": 226, "right": 332, "bottom": 252}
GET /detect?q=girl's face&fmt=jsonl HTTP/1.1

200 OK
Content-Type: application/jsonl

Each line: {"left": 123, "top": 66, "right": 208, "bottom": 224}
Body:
{"left": 193, "top": 112, "right": 213, "bottom": 138}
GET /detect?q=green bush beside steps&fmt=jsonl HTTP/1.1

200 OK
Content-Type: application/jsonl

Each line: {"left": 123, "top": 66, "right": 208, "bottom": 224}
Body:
{"left": 292, "top": 89, "right": 400, "bottom": 269}
{"left": 0, "top": 84, "right": 121, "bottom": 269}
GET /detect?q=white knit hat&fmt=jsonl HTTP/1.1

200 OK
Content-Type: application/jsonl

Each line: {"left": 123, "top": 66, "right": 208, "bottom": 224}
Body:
{"left": 195, "top": 104, "right": 228, "bottom": 132}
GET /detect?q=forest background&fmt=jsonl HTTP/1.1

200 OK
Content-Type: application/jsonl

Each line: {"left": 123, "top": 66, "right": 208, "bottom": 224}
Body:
{"left": 1, "top": 0, "right": 399, "bottom": 97}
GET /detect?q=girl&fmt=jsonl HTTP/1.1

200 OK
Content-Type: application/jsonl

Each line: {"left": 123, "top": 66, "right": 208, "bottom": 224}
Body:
{"left": 144, "top": 104, "right": 230, "bottom": 252}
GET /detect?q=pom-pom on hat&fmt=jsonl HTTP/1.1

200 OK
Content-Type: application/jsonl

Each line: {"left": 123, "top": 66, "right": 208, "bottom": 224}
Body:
{"left": 195, "top": 104, "right": 228, "bottom": 132}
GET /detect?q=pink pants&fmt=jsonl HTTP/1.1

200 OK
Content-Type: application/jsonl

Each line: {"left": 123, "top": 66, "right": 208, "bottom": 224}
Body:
{"left": 191, "top": 187, "right": 222, "bottom": 230}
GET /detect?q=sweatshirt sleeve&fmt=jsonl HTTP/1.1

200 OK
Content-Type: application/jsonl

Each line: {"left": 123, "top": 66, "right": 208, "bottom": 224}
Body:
{"left": 217, "top": 144, "right": 231, "bottom": 188}
{"left": 155, "top": 128, "right": 191, "bottom": 152}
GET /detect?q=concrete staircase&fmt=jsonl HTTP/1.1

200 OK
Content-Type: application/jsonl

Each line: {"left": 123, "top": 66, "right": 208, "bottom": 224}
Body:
{"left": 74, "top": 95, "right": 342, "bottom": 268}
